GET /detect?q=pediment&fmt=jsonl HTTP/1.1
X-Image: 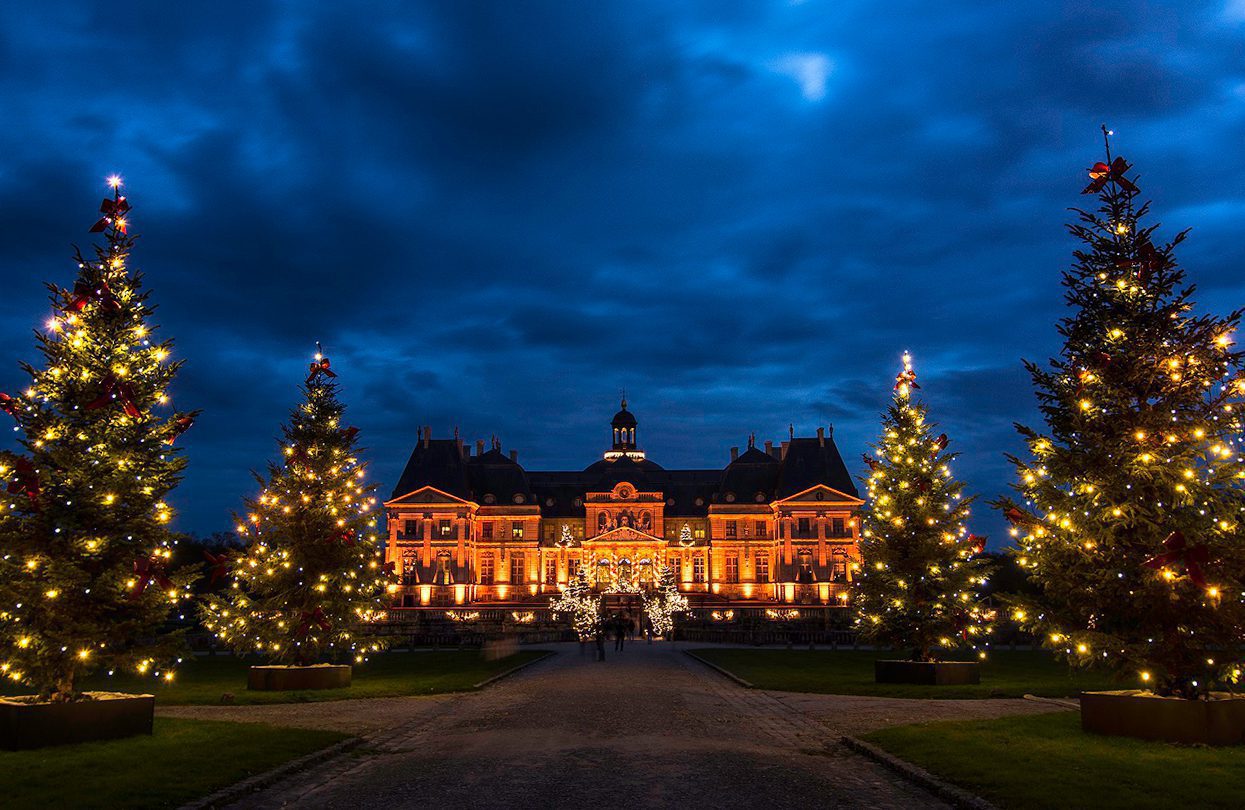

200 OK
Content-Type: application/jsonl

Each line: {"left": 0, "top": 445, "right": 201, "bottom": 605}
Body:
{"left": 773, "top": 484, "right": 863, "bottom": 506}
{"left": 586, "top": 525, "right": 665, "bottom": 544}
{"left": 384, "top": 485, "right": 476, "bottom": 508}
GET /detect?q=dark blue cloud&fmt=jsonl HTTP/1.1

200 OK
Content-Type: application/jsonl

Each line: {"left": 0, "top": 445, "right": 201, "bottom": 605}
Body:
{"left": 2, "top": 0, "right": 1244, "bottom": 545}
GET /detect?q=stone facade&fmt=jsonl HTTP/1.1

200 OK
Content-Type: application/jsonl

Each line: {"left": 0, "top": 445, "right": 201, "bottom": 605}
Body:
{"left": 383, "top": 402, "right": 861, "bottom": 608}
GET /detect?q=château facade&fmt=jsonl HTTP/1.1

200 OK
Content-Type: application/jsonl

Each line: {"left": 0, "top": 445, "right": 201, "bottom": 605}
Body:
{"left": 383, "top": 402, "right": 862, "bottom": 609}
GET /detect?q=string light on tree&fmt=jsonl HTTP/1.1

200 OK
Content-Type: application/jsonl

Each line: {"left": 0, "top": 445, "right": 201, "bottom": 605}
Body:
{"left": 996, "top": 126, "right": 1245, "bottom": 699}
{"left": 854, "top": 351, "right": 994, "bottom": 662}
{"left": 0, "top": 179, "right": 198, "bottom": 701}
{"left": 550, "top": 566, "right": 600, "bottom": 641}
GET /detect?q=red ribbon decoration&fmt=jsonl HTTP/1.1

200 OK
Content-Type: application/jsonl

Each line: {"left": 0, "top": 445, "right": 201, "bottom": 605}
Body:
{"left": 342, "top": 426, "right": 359, "bottom": 442}
{"left": 131, "top": 555, "right": 173, "bottom": 599}
{"left": 0, "top": 392, "right": 18, "bottom": 418}
{"left": 932, "top": 433, "right": 948, "bottom": 454}
{"left": 894, "top": 368, "right": 919, "bottom": 391}
{"left": 306, "top": 357, "right": 337, "bottom": 383}
{"left": 966, "top": 534, "right": 987, "bottom": 555}
{"left": 917, "top": 479, "right": 931, "bottom": 493}
{"left": 203, "top": 550, "right": 230, "bottom": 585}
{"left": 1004, "top": 507, "right": 1030, "bottom": 526}
{"left": 296, "top": 608, "right": 332, "bottom": 637}
{"left": 1142, "top": 530, "right": 1209, "bottom": 588}
{"left": 333, "top": 529, "right": 357, "bottom": 547}
{"left": 7, "top": 457, "right": 40, "bottom": 504}
{"left": 1082, "top": 156, "right": 1139, "bottom": 195}
{"left": 862, "top": 454, "right": 880, "bottom": 471}
{"left": 89, "top": 196, "right": 131, "bottom": 233}
{"left": 165, "top": 416, "right": 195, "bottom": 445}
{"left": 85, "top": 375, "right": 141, "bottom": 418}
{"left": 70, "top": 280, "right": 121, "bottom": 313}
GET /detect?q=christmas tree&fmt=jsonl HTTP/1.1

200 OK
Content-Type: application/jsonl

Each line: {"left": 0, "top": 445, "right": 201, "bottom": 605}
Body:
{"left": 642, "top": 563, "right": 688, "bottom": 637}
{"left": 854, "top": 353, "right": 993, "bottom": 661}
{"left": 550, "top": 566, "right": 599, "bottom": 641}
{"left": 0, "top": 179, "right": 197, "bottom": 701}
{"left": 200, "top": 350, "right": 392, "bottom": 666}
{"left": 999, "top": 129, "right": 1245, "bottom": 699}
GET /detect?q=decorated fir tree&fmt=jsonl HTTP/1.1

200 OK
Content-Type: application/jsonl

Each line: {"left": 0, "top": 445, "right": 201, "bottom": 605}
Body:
{"left": 998, "top": 130, "right": 1245, "bottom": 699}
{"left": 642, "top": 563, "right": 688, "bottom": 637}
{"left": 200, "top": 350, "right": 392, "bottom": 667}
{"left": 0, "top": 179, "right": 197, "bottom": 701}
{"left": 551, "top": 566, "right": 599, "bottom": 641}
{"left": 854, "top": 353, "right": 993, "bottom": 662}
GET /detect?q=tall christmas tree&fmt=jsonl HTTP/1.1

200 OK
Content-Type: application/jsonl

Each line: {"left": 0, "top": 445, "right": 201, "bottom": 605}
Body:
{"left": 854, "top": 353, "right": 993, "bottom": 661}
{"left": 999, "top": 129, "right": 1245, "bottom": 698}
{"left": 550, "top": 566, "right": 599, "bottom": 641}
{"left": 200, "top": 350, "right": 392, "bottom": 666}
{"left": 0, "top": 179, "right": 197, "bottom": 701}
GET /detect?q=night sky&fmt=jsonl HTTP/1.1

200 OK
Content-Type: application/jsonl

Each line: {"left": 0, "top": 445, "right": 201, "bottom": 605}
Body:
{"left": 3, "top": 2, "right": 1244, "bottom": 544}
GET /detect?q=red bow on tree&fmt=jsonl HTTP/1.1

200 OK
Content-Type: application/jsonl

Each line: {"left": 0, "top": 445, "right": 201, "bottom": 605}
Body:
{"left": 932, "top": 434, "right": 949, "bottom": 454}
{"left": 917, "top": 479, "right": 931, "bottom": 493}
{"left": 203, "top": 550, "right": 230, "bottom": 585}
{"left": 89, "top": 195, "right": 131, "bottom": 233}
{"left": 6, "top": 457, "right": 40, "bottom": 504}
{"left": 966, "top": 534, "right": 987, "bottom": 555}
{"left": 1092, "top": 351, "right": 1112, "bottom": 368}
{"left": 0, "top": 392, "right": 18, "bottom": 418}
{"left": 342, "top": 426, "right": 359, "bottom": 442}
{"left": 332, "top": 529, "right": 356, "bottom": 547}
{"left": 70, "top": 280, "right": 121, "bottom": 313}
{"left": 288, "top": 445, "right": 310, "bottom": 468}
{"left": 1004, "top": 507, "right": 1030, "bottom": 526}
{"left": 131, "top": 555, "right": 173, "bottom": 599}
{"left": 862, "top": 454, "right": 880, "bottom": 471}
{"left": 1142, "top": 530, "right": 1210, "bottom": 588}
{"left": 307, "top": 357, "right": 337, "bottom": 383}
{"left": 296, "top": 608, "right": 332, "bottom": 637}
{"left": 165, "top": 416, "right": 195, "bottom": 445}
{"left": 894, "top": 368, "right": 919, "bottom": 391}
{"left": 1082, "top": 156, "right": 1138, "bottom": 195}
{"left": 1136, "top": 242, "right": 1163, "bottom": 282}
{"left": 85, "top": 375, "right": 141, "bottom": 418}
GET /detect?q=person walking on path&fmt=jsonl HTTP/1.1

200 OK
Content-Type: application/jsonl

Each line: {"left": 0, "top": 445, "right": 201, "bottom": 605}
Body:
{"left": 613, "top": 614, "right": 626, "bottom": 652}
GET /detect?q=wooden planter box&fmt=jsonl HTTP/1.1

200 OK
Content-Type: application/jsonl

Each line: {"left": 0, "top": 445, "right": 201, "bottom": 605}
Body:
{"left": 0, "top": 692, "right": 154, "bottom": 750}
{"left": 247, "top": 664, "right": 352, "bottom": 691}
{"left": 1081, "top": 690, "right": 1245, "bottom": 746}
{"left": 875, "top": 659, "right": 981, "bottom": 685}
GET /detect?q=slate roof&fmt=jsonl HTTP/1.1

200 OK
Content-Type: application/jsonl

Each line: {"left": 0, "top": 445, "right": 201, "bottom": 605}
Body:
{"left": 390, "top": 430, "right": 858, "bottom": 513}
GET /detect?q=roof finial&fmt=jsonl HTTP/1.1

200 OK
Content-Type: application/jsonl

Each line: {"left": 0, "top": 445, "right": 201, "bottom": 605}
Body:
{"left": 789, "top": 423, "right": 794, "bottom": 440}
{"left": 620, "top": 388, "right": 627, "bottom": 411}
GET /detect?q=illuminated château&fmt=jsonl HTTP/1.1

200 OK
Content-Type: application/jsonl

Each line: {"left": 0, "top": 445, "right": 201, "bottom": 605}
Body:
{"left": 383, "top": 401, "right": 862, "bottom": 608}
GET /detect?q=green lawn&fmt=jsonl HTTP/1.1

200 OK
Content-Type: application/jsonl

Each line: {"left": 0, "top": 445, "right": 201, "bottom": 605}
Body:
{"left": 863, "top": 711, "right": 1245, "bottom": 810}
{"left": 2, "top": 649, "right": 550, "bottom": 706}
{"left": 690, "top": 649, "right": 1119, "bottom": 698}
{"left": 2, "top": 717, "right": 346, "bottom": 809}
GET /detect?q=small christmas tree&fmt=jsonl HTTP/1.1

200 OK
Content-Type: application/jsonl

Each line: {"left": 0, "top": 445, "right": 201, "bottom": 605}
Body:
{"left": 0, "top": 179, "right": 197, "bottom": 701}
{"left": 201, "top": 350, "right": 392, "bottom": 666}
{"left": 550, "top": 566, "right": 599, "bottom": 641}
{"left": 678, "top": 522, "right": 694, "bottom": 548}
{"left": 854, "top": 353, "right": 993, "bottom": 661}
{"left": 998, "top": 129, "right": 1245, "bottom": 698}
{"left": 642, "top": 563, "right": 688, "bottom": 637}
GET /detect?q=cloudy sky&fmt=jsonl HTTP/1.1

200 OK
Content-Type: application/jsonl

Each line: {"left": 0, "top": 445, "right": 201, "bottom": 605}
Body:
{"left": 2, "top": 2, "right": 1244, "bottom": 542}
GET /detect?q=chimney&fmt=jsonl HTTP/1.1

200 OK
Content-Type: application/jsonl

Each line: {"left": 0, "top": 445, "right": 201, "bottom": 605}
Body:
{"left": 781, "top": 440, "right": 789, "bottom": 460}
{"left": 422, "top": 426, "right": 430, "bottom": 449}
{"left": 476, "top": 439, "right": 485, "bottom": 456}
{"left": 730, "top": 446, "right": 739, "bottom": 462}
{"left": 817, "top": 427, "right": 825, "bottom": 447}
{"left": 764, "top": 440, "right": 774, "bottom": 457}
{"left": 510, "top": 449, "right": 518, "bottom": 463}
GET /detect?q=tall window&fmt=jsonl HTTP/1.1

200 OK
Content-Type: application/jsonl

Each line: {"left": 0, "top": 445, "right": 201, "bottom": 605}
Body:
{"left": 479, "top": 553, "right": 495, "bottom": 585}
{"left": 694, "top": 526, "right": 706, "bottom": 539}
{"left": 509, "top": 552, "right": 525, "bottom": 584}
{"left": 831, "top": 517, "right": 847, "bottom": 537}
{"left": 482, "top": 522, "right": 494, "bottom": 540}
{"left": 755, "top": 552, "right": 770, "bottom": 583}
{"left": 544, "top": 557, "right": 557, "bottom": 585}
{"left": 725, "top": 554, "right": 739, "bottom": 583}
{"left": 568, "top": 558, "right": 580, "bottom": 579}
{"left": 511, "top": 521, "right": 524, "bottom": 539}
{"left": 725, "top": 520, "right": 737, "bottom": 538}
{"left": 797, "top": 517, "right": 812, "bottom": 538}
{"left": 671, "top": 557, "right": 682, "bottom": 581}
{"left": 403, "top": 519, "right": 422, "bottom": 539}
{"left": 755, "top": 520, "right": 767, "bottom": 538}
{"left": 692, "top": 556, "right": 706, "bottom": 583}
{"left": 439, "top": 518, "right": 453, "bottom": 538}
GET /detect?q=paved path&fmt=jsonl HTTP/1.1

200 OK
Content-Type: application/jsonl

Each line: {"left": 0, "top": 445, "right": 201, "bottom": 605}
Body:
{"left": 177, "top": 643, "right": 1060, "bottom": 809}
